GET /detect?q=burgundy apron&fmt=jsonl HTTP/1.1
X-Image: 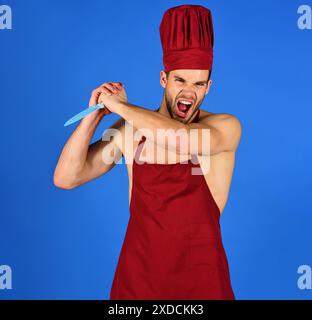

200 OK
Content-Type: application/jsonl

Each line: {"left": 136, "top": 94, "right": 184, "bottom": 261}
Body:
{"left": 110, "top": 110, "right": 235, "bottom": 300}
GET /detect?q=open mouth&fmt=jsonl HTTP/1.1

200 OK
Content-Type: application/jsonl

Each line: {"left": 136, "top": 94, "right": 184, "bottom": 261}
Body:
{"left": 176, "top": 99, "right": 193, "bottom": 118}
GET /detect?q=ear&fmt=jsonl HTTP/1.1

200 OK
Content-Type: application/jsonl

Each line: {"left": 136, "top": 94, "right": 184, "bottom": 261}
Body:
{"left": 160, "top": 70, "right": 167, "bottom": 89}
{"left": 205, "top": 79, "right": 213, "bottom": 95}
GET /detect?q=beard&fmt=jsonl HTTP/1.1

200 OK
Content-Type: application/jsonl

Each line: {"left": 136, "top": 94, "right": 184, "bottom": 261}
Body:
{"left": 165, "top": 91, "right": 203, "bottom": 123}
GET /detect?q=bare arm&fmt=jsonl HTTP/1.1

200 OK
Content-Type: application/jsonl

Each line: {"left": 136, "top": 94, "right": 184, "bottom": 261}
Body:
{"left": 53, "top": 82, "right": 124, "bottom": 189}
{"left": 114, "top": 102, "right": 242, "bottom": 156}
{"left": 182, "top": 113, "right": 242, "bottom": 155}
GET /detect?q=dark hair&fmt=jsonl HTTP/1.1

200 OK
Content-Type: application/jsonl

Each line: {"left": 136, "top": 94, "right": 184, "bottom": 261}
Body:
{"left": 208, "top": 69, "right": 212, "bottom": 81}
{"left": 165, "top": 69, "right": 212, "bottom": 82}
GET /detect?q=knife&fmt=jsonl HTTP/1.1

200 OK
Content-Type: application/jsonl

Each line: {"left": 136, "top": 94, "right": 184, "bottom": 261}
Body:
{"left": 64, "top": 103, "right": 105, "bottom": 127}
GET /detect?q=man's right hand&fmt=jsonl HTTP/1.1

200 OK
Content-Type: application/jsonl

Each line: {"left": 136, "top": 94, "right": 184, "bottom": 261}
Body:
{"left": 54, "top": 81, "right": 125, "bottom": 189}
{"left": 89, "top": 82, "right": 124, "bottom": 116}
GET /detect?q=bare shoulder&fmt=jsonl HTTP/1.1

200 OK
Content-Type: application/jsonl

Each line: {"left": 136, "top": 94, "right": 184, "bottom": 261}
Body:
{"left": 199, "top": 109, "right": 242, "bottom": 151}
{"left": 101, "top": 116, "right": 126, "bottom": 136}
{"left": 112, "top": 117, "right": 141, "bottom": 137}
{"left": 199, "top": 110, "right": 242, "bottom": 131}
{"left": 104, "top": 116, "right": 143, "bottom": 155}
{"left": 112, "top": 116, "right": 126, "bottom": 130}
{"left": 199, "top": 109, "right": 240, "bottom": 122}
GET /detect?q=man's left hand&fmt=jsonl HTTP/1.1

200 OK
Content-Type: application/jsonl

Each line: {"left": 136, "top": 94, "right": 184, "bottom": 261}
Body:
{"left": 98, "top": 81, "right": 128, "bottom": 113}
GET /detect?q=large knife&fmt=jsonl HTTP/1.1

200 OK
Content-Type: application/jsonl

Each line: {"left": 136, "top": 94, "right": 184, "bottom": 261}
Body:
{"left": 64, "top": 103, "right": 105, "bottom": 127}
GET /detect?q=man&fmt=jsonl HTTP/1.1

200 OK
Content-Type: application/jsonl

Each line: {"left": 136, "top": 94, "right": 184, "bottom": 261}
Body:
{"left": 54, "top": 5, "right": 241, "bottom": 299}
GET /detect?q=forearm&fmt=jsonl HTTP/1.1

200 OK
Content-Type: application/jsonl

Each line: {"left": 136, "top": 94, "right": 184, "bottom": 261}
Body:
{"left": 54, "top": 110, "right": 104, "bottom": 187}
{"left": 116, "top": 102, "right": 187, "bottom": 152}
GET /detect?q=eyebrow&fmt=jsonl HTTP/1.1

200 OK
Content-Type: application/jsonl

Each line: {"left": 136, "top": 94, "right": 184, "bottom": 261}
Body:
{"left": 173, "top": 75, "right": 208, "bottom": 85}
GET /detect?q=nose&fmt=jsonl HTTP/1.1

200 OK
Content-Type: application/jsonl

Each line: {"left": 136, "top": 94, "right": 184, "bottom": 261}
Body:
{"left": 180, "top": 88, "right": 196, "bottom": 100}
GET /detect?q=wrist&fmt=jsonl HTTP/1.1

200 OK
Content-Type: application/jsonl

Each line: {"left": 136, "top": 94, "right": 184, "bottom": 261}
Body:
{"left": 114, "top": 101, "right": 129, "bottom": 117}
{"left": 80, "top": 109, "right": 104, "bottom": 128}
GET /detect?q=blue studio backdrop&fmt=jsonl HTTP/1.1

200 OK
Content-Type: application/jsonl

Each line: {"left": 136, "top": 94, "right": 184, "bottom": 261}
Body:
{"left": 1, "top": 0, "right": 312, "bottom": 299}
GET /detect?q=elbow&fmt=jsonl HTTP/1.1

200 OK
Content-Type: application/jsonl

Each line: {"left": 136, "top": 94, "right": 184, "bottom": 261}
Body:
{"left": 53, "top": 172, "right": 78, "bottom": 190}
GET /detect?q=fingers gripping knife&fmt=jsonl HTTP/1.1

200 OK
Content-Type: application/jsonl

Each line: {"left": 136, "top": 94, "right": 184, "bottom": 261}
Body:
{"left": 64, "top": 103, "right": 105, "bottom": 127}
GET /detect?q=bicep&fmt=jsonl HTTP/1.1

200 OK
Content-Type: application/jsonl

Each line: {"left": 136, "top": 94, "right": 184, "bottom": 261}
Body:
{"left": 86, "top": 138, "right": 122, "bottom": 176}
{"left": 78, "top": 119, "right": 124, "bottom": 185}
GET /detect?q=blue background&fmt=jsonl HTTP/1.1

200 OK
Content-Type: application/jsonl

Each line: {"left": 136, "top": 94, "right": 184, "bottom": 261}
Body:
{"left": 1, "top": 0, "right": 311, "bottom": 300}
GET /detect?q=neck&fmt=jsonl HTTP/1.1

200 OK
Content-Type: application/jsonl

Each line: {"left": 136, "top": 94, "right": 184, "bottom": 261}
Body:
{"left": 157, "top": 94, "right": 170, "bottom": 117}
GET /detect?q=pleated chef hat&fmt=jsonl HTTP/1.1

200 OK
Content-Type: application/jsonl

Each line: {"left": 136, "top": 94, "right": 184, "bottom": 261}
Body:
{"left": 159, "top": 4, "right": 214, "bottom": 72}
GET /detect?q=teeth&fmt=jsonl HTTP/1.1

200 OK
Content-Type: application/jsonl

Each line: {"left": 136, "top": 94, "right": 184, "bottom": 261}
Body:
{"left": 179, "top": 100, "right": 192, "bottom": 105}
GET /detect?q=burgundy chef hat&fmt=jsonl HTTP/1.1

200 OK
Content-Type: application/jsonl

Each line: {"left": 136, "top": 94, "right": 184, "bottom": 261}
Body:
{"left": 159, "top": 4, "right": 214, "bottom": 72}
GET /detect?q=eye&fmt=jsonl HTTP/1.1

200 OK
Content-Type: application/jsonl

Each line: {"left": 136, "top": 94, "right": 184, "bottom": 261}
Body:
{"left": 175, "top": 79, "right": 184, "bottom": 83}
{"left": 196, "top": 83, "right": 205, "bottom": 87}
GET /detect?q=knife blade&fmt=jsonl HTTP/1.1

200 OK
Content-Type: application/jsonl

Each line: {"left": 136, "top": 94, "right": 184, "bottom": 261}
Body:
{"left": 64, "top": 103, "right": 105, "bottom": 127}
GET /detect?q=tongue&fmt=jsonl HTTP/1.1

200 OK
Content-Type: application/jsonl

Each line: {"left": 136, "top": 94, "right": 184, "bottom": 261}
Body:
{"left": 178, "top": 102, "right": 189, "bottom": 112}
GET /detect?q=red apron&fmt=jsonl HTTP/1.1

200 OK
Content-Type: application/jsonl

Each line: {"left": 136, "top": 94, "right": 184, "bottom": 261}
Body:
{"left": 110, "top": 111, "right": 235, "bottom": 300}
